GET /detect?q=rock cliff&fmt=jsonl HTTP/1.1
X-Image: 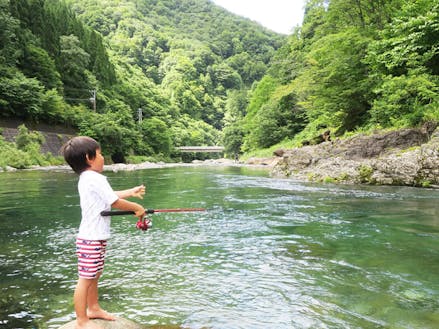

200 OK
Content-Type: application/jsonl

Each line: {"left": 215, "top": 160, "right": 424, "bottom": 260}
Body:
{"left": 270, "top": 127, "right": 439, "bottom": 188}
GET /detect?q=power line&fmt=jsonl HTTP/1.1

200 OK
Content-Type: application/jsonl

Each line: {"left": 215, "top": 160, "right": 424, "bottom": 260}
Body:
{"left": 64, "top": 89, "right": 96, "bottom": 111}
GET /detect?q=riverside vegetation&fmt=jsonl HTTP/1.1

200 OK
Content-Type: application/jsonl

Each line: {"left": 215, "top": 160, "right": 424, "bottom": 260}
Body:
{"left": 0, "top": 0, "right": 438, "bottom": 186}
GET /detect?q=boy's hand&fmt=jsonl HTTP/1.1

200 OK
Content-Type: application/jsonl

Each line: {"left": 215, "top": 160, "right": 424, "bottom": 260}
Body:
{"left": 134, "top": 207, "right": 146, "bottom": 219}
{"left": 132, "top": 184, "right": 146, "bottom": 199}
{"left": 111, "top": 199, "right": 145, "bottom": 219}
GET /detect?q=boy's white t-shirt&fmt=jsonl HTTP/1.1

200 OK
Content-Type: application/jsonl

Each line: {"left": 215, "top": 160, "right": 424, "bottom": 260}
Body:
{"left": 77, "top": 170, "right": 119, "bottom": 240}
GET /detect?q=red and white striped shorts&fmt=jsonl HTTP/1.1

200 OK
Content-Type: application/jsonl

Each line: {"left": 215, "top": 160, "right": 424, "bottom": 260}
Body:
{"left": 76, "top": 238, "right": 107, "bottom": 279}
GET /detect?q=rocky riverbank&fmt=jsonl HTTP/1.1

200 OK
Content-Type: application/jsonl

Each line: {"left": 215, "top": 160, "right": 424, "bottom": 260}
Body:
{"left": 2, "top": 127, "right": 438, "bottom": 188}
{"left": 270, "top": 127, "right": 439, "bottom": 188}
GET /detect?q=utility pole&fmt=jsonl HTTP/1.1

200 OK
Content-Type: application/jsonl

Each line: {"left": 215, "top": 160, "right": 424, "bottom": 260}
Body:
{"left": 89, "top": 89, "right": 96, "bottom": 111}
{"left": 137, "top": 108, "right": 143, "bottom": 124}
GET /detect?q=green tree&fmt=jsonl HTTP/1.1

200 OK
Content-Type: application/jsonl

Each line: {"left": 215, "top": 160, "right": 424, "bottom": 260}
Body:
{"left": 140, "top": 117, "right": 172, "bottom": 157}
{"left": 208, "top": 62, "right": 242, "bottom": 90}
{"left": 244, "top": 75, "right": 278, "bottom": 122}
{"left": 227, "top": 52, "right": 266, "bottom": 85}
{"left": 366, "top": 1, "right": 439, "bottom": 127}
{"left": 325, "top": 0, "right": 401, "bottom": 30}
{"left": 223, "top": 89, "right": 248, "bottom": 126}
{"left": 370, "top": 72, "right": 439, "bottom": 127}
{"left": 244, "top": 86, "right": 306, "bottom": 150}
{"left": 78, "top": 107, "right": 138, "bottom": 163}
{"left": 223, "top": 123, "right": 244, "bottom": 159}
{"left": 0, "top": 0, "right": 21, "bottom": 67}
{"left": 20, "top": 43, "right": 62, "bottom": 91}
{"left": 303, "top": 29, "right": 373, "bottom": 133}
{"left": 367, "top": 1, "right": 439, "bottom": 77}
{"left": 0, "top": 69, "right": 44, "bottom": 119}
{"left": 59, "top": 34, "right": 91, "bottom": 98}
{"left": 41, "top": 89, "right": 68, "bottom": 123}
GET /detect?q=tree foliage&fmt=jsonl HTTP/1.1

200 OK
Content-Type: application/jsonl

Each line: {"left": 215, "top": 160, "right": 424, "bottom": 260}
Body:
{"left": 2, "top": 0, "right": 437, "bottom": 164}
{"left": 242, "top": 0, "right": 439, "bottom": 152}
{"left": 1, "top": 0, "right": 283, "bottom": 164}
{"left": 140, "top": 117, "right": 172, "bottom": 157}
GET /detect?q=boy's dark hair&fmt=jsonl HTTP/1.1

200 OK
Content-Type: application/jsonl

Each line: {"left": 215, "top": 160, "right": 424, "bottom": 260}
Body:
{"left": 61, "top": 136, "right": 100, "bottom": 174}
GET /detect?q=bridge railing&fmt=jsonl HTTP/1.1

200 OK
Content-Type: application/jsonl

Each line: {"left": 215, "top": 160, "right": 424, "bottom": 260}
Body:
{"left": 177, "top": 146, "right": 225, "bottom": 153}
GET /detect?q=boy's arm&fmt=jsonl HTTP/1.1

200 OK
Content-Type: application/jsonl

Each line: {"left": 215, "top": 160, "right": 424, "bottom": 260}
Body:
{"left": 111, "top": 198, "right": 145, "bottom": 218}
{"left": 115, "top": 184, "right": 145, "bottom": 199}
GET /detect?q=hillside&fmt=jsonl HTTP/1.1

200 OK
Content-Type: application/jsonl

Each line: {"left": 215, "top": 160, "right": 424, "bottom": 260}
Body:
{"left": 238, "top": 0, "right": 439, "bottom": 157}
{"left": 0, "top": 0, "right": 284, "bottom": 162}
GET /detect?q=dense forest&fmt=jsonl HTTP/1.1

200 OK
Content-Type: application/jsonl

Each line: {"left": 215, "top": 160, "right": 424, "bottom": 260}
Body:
{"left": 242, "top": 0, "right": 438, "bottom": 156}
{"left": 0, "top": 0, "right": 282, "bottom": 164}
{"left": 0, "top": 0, "right": 438, "bottom": 167}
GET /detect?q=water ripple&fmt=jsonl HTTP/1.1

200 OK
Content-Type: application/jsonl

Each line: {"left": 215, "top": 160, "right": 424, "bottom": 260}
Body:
{"left": 1, "top": 168, "right": 439, "bottom": 328}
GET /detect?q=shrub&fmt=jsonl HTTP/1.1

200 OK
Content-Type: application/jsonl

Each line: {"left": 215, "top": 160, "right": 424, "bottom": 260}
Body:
{"left": 358, "top": 164, "right": 374, "bottom": 183}
{"left": 15, "top": 124, "right": 45, "bottom": 151}
{"left": 0, "top": 140, "right": 33, "bottom": 169}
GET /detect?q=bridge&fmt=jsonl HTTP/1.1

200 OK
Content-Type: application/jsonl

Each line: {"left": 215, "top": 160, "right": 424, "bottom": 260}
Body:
{"left": 177, "top": 146, "right": 225, "bottom": 153}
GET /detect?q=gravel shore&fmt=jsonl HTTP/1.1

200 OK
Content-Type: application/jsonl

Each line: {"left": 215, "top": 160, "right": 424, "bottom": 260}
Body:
{"left": 1, "top": 158, "right": 275, "bottom": 173}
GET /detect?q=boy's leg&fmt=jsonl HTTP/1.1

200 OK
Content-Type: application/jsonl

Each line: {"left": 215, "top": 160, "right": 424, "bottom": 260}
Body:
{"left": 86, "top": 272, "right": 116, "bottom": 321}
{"left": 75, "top": 239, "right": 114, "bottom": 327}
{"left": 74, "top": 278, "right": 102, "bottom": 329}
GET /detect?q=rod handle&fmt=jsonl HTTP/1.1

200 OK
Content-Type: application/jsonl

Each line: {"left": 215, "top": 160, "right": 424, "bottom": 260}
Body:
{"left": 100, "top": 208, "right": 206, "bottom": 216}
{"left": 101, "top": 209, "right": 154, "bottom": 216}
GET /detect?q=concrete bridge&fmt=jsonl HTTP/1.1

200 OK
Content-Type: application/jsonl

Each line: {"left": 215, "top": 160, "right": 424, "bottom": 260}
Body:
{"left": 177, "top": 146, "right": 224, "bottom": 153}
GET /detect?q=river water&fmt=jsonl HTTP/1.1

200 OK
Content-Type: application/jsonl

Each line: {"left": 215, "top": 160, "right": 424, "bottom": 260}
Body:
{"left": 0, "top": 166, "right": 438, "bottom": 329}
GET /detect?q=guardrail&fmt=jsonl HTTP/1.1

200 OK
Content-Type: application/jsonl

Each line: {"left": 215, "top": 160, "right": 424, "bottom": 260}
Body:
{"left": 177, "top": 146, "right": 225, "bottom": 153}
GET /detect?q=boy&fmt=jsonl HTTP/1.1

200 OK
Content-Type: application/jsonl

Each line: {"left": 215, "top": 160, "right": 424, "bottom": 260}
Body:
{"left": 62, "top": 136, "right": 146, "bottom": 329}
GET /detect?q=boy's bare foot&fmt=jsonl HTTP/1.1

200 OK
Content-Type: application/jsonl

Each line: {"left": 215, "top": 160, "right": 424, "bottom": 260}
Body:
{"left": 87, "top": 308, "right": 116, "bottom": 321}
{"left": 75, "top": 319, "right": 103, "bottom": 329}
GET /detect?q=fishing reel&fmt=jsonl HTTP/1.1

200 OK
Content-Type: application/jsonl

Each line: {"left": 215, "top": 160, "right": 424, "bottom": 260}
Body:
{"left": 136, "top": 216, "right": 152, "bottom": 231}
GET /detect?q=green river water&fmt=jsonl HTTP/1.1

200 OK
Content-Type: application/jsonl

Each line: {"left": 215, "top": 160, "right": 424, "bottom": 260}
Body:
{"left": 0, "top": 166, "right": 438, "bottom": 329}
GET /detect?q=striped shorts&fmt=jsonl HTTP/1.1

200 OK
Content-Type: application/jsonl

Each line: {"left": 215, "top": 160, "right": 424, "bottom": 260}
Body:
{"left": 76, "top": 238, "right": 107, "bottom": 279}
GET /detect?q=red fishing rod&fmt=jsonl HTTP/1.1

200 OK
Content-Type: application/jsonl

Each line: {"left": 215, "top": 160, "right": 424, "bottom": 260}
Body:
{"left": 100, "top": 208, "right": 206, "bottom": 231}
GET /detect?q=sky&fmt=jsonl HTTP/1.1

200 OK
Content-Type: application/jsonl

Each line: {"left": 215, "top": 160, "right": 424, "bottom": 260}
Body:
{"left": 211, "top": 0, "right": 306, "bottom": 35}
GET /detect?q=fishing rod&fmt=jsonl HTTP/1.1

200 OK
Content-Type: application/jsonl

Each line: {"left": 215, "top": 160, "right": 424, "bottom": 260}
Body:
{"left": 100, "top": 208, "right": 206, "bottom": 216}
{"left": 100, "top": 208, "right": 206, "bottom": 231}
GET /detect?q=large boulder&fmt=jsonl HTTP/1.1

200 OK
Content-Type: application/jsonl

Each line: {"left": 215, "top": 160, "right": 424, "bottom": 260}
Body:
{"left": 271, "top": 128, "right": 439, "bottom": 187}
{"left": 58, "top": 317, "right": 144, "bottom": 329}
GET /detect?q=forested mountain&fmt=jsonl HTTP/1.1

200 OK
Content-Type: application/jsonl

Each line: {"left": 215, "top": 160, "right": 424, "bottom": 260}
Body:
{"left": 1, "top": 0, "right": 438, "bottom": 167}
{"left": 66, "top": 0, "right": 283, "bottom": 131}
{"left": 240, "top": 0, "right": 439, "bottom": 154}
{"left": 0, "top": 0, "right": 283, "bottom": 162}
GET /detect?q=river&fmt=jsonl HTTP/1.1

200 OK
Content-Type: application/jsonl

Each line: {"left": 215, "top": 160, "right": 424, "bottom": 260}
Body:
{"left": 0, "top": 166, "right": 438, "bottom": 329}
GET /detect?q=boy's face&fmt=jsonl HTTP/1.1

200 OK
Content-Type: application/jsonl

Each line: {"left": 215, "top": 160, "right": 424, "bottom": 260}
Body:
{"left": 87, "top": 148, "right": 105, "bottom": 172}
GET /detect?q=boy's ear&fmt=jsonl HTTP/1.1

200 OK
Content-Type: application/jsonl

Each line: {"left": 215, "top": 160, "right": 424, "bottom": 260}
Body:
{"left": 85, "top": 153, "right": 94, "bottom": 165}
